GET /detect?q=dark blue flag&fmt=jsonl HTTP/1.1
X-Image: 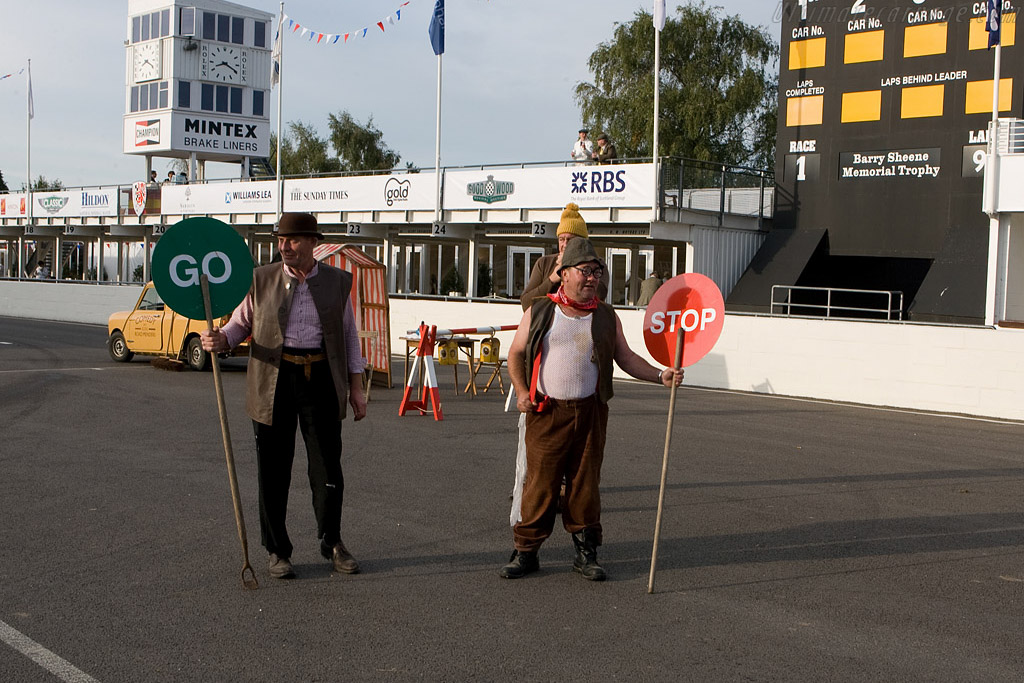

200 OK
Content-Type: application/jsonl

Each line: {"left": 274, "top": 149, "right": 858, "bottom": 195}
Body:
{"left": 429, "top": 0, "right": 444, "bottom": 55}
{"left": 987, "top": 0, "right": 1002, "bottom": 49}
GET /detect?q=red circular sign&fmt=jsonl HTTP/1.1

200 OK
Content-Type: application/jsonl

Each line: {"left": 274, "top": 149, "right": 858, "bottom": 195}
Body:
{"left": 642, "top": 273, "right": 725, "bottom": 368}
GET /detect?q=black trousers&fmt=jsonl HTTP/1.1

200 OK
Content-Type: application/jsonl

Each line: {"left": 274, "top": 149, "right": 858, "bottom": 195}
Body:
{"left": 253, "top": 358, "right": 343, "bottom": 559}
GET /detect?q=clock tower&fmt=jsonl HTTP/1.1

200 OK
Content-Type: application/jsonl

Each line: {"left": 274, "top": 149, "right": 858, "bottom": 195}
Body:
{"left": 123, "top": 0, "right": 273, "bottom": 180}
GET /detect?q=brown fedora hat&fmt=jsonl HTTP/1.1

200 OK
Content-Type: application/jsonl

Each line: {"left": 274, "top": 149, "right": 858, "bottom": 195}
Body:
{"left": 274, "top": 212, "right": 324, "bottom": 239}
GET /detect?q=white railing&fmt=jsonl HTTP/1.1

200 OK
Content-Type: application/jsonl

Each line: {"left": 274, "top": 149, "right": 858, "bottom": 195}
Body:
{"left": 771, "top": 285, "right": 904, "bottom": 321}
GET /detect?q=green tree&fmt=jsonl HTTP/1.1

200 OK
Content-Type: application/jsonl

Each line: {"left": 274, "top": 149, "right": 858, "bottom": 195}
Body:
{"left": 269, "top": 121, "right": 343, "bottom": 175}
{"left": 575, "top": 2, "right": 778, "bottom": 168}
{"left": 0, "top": 169, "right": 8, "bottom": 192}
{"left": 22, "top": 175, "right": 65, "bottom": 191}
{"left": 327, "top": 111, "right": 400, "bottom": 172}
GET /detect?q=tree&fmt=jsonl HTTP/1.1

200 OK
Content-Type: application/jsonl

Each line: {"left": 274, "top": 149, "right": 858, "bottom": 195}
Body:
{"left": 269, "top": 121, "right": 342, "bottom": 176}
{"left": 22, "top": 175, "right": 65, "bottom": 191}
{"left": 327, "top": 111, "right": 400, "bottom": 172}
{"left": 575, "top": 2, "right": 778, "bottom": 169}
{"left": 0, "top": 169, "right": 8, "bottom": 192}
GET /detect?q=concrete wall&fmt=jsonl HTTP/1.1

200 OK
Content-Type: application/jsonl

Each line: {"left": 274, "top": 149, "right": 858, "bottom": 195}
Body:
{"left": 4, "top": 280, "right": 1022, "bottom": 421}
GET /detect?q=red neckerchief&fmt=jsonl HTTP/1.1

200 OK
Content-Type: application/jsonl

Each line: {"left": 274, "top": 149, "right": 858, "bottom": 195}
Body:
{"left": 547, "top": 285, "right": 598, "bottom": 311}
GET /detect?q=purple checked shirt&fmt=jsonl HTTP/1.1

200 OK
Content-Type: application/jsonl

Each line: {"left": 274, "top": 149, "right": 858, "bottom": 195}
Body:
{"left": 222, "top": 262, "right": 365, "bottom": 374}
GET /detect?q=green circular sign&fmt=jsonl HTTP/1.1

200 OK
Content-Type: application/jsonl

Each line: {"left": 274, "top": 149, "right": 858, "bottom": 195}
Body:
{"left": 152, "top": 217, "right": 254, "bottom": 320}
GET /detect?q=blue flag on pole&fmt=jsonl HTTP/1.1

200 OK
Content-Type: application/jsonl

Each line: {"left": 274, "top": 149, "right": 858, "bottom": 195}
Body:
{"left": 429, "top": 0, "right": 444, "bottom": 55}
{"left": 987, "top": 0, "right": 1002, "bottom": 49}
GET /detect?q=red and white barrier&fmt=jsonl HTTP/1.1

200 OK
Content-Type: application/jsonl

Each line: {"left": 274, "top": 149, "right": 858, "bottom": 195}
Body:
{"left": 398, "top": 323, "right": 443, "bottom": 421}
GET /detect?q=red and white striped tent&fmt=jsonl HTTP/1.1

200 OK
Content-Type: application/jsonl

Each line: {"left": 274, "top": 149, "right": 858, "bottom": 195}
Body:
{"left": 313, "top": 243, "right": 392, "bottom": 387}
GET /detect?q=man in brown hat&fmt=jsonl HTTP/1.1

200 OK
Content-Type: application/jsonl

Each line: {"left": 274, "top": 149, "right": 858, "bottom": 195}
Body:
{"left": 200, "top": 212, "right": 367, "bottom": 580}
{"left": 502, "top": 237, "right": 683, "bottom": 581}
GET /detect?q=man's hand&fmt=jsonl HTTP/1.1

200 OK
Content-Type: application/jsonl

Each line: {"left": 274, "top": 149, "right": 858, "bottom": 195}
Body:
{"left": 516, "top": 395, "right": 538, "bottom": 413}
{"left": 200, "top": 327, "right": 229, "bottom": 353}
{"left": 349, "top": 383, "right": 367, "bottom": 421}
{"left": 660, "top": 367, "right": 684, "bottom": 388}
{"left": 548, "top": 253, "right": 564, "bottom": 284}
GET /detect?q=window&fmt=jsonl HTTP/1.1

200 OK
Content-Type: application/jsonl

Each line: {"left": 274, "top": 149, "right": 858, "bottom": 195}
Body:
{"left": 215, "top": 85, "right": 229, "bottom": 113}
{"left": 132, "top": 11, "right": 170, "bottom": 43}
{"left": 232, "top": 17, "right": 244, "bottom": 44}
{"left": 254, "top": 21, "right": 266, "bottom": 48}
{"left": 151, "top": 13, "right": 160, "bottom": 39}
{"left": 132, "top": 16, "right": 141, "bottom": 43}
{"left": 180, "top": 7, "right": 195, "bottom": 37}
{"left": 201, "top": 83, "right": 214, "bottom": 111}
{"left": 202, "top": 12, "right": 215, "bottom": 40}
{"left": 141, "top": 16, "right": 150, "bottom": 41}
{"left": 253, "top": 90, "right": 265, "bottom": 117}
{"left": 161, "top": 10, "right": 170, "bottom": 37}
{"left": 230, "top": 87, "right": 242, "bottom": 114}
{"left": 130, "top": 86, "right": 140, "bottom": 113}
{"left": 178, "top": 81, "right": 191, "bottom": 108}
{"left": 158, "top": 81, "right": 168, "bottom": 108}
{"left": 217, "top": 14, "right": 230, "bottom": 42}
{"left": 139, "top": 84, "right": 150, "bottom": 110}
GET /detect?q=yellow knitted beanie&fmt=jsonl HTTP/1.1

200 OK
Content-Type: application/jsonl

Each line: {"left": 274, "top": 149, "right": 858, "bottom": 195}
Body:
{"left": 556, "top": 203, "right": 588, "bottom": 238}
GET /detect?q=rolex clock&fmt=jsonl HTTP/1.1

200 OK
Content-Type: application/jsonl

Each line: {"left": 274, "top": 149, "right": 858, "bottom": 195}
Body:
{"left": 133, "top": 41, "right": 161, "bottom": 83}
{"left": 201, "top": 44, "right": 247, "bottom": 84}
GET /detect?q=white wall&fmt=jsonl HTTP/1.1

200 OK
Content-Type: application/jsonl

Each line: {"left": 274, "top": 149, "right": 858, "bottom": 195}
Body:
{"left": 3, "top": 281, "right": 1022, "bottom": 421}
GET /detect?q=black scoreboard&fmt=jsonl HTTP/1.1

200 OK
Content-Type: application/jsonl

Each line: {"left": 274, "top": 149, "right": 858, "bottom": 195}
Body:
{"left": 768, "top": 0, "right": 1020, "bottom": 322}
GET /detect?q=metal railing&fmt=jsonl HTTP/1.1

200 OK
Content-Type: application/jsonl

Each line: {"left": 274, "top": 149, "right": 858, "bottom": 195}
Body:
{"left": 659, "top": 157, "right": 774, "bottom": 221}
{"left": 771, "top": 285, "right": 904, "bottom": 321}
{"left": 998, "top": 119, "right": 1024, "bottom": 154}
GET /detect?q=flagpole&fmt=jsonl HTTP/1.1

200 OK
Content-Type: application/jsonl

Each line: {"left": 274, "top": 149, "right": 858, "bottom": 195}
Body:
{"left": 652, "top": 27, "right": 660, "bottom": 222}
{"left": 983, "top": 5, "right": 1003, "bottom": 325}
{"left": 434, "top": 53, "right": 442, "bottom": 224}
{"left": 26, "top": 59, "right": 32, "bottom": 231}
{"left": 275, "top": 2, "right": 284, "bottom": 225}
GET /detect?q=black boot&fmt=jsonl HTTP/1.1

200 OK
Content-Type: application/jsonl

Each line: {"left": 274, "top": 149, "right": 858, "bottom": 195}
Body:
{"left": 499, "top": 550, "right": 539, "bottom": 579}
{"left": 572, "top": 530, "right": 606, "bottom": 581}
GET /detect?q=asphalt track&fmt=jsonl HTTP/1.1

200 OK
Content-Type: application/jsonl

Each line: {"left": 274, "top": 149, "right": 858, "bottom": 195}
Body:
{"left": 2, "top": 315, "right": 1023, "bottom": 682}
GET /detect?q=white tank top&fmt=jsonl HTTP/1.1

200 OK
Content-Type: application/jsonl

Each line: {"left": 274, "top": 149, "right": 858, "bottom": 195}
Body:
{"left": 537, "top": 307, "right": 598, "bottom": 400}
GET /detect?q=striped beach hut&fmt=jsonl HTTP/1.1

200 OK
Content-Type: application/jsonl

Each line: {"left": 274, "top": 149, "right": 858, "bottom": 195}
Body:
{"left": 313, "top": 243, "right": 392, "bottom": 388}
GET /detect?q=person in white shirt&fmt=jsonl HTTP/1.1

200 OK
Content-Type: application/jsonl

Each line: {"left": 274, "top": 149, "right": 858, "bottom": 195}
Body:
{"left": 571, "top": 128, "right": 593, "bottom": 165}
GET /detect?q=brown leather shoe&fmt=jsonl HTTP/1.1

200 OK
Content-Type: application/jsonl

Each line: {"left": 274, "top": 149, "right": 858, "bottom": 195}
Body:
{"left": 323, "top": 541, "right": 360, "bottom": 574}
{"left": 268, "top": 553, "right": 295, "bottom": 579}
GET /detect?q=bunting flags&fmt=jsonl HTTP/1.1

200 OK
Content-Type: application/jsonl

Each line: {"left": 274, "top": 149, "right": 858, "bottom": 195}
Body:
{"left": 0, "top": 67, "right": 26, "bottom": 81}
{"left": 654, "top": 0, "right": 666, "bottom": 32}
{"left": 986, "top": 0, "right": 1002, "bottom": 49}
{"left": 282, "top": 2, "right": 410, "bottom": 47}
{"left": 429, "top": 0, "right": 444, "bottom": 55}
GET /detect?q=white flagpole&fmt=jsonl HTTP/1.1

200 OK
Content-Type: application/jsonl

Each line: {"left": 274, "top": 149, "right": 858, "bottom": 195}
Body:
{"left": 434, "top": 53, "right": 442, "bottom": 224}
{"left": 984, "top": 13, "right": 1003, "bottom": 325}
{"left": 26, "top": 59, "right": 32, "bottom": 229}
{"left": 652, "top": 28, "right": 660, "bottom": 221}
{"left": 275, "top": 2, "right": 284, "bottom": 224}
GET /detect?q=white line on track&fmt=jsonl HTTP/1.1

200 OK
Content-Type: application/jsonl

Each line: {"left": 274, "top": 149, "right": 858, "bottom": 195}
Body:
{"left": 0, "top": 367, "right": 114, "bottom": 375}
{"left": 0, "top": 619, "right": 100, "bottom": 683}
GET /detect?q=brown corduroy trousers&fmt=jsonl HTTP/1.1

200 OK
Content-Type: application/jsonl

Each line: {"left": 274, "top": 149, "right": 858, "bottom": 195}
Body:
{"left": 513, "top": 395, "right": 609, "bottom": 552}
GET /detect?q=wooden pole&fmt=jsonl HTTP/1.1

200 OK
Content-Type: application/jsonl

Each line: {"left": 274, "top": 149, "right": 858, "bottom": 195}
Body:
{"left": 648, "top": 327, "right": 685, "bottom": 594}
{"left": 201, "top": 275, "right": 258, "bottom": 590}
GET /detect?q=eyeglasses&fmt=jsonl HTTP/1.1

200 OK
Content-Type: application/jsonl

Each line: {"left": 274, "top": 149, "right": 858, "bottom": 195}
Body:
{"left": 571, "top": 266, "right": 604, "bottom": 279}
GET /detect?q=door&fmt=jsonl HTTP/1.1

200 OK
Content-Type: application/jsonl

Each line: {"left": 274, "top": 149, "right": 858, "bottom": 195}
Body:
{"left": 605, "top": 248, "right": 631, "bottom": 306}
{"left": 125, "top": 284, "right": 167, "bottom": 352}
{"left": 507, "top": 246, "right": 544, "bottom": 298}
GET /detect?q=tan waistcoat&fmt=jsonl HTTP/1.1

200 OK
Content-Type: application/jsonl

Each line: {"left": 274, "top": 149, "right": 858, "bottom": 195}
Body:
{"left": 245, "top": 262, "right": 352, "bottom": 425}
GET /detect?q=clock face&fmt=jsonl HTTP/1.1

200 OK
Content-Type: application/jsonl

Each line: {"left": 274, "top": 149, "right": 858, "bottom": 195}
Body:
{"left": 133, "top": 42, "right": 161, "bottom": 83}
{"left": 209, "top": 45, "right": 241, "bottom": 83}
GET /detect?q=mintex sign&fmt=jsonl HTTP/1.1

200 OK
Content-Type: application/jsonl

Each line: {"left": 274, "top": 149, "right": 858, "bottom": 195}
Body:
{"left": 171, "top": 114, "right": 269, "bottom": 159}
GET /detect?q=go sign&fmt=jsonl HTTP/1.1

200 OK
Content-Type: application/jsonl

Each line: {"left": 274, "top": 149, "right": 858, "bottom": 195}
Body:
{"left": 642, "top": 273, "right": 724, "bottom": 368}
{"left": 151, "top": 217, "right": 254, "bottom": 320}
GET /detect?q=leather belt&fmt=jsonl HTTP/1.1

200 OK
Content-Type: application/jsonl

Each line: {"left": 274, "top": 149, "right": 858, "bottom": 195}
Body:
{"left": 281, "top": 352, "right": 327, "bottom": 380}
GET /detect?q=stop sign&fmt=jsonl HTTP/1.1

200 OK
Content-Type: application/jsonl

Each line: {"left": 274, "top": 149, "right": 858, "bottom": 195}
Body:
{"left": 642, "top": 273, "right": 725, "bottom": 368}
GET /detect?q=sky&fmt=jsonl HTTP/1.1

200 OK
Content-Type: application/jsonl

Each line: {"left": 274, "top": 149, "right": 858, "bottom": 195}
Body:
{"left": 0, "top": 0, "right": 780, "bottom": 190}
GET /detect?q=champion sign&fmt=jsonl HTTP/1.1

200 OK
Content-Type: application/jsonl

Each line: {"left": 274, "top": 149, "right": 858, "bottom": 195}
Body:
{"left": 135, "top": 119, "right": 161, "bottom": 147}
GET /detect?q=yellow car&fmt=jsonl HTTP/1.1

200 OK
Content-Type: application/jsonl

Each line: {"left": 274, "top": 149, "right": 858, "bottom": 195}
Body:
{"left": 107, "top": 282, "right": 247, "bottom": 370}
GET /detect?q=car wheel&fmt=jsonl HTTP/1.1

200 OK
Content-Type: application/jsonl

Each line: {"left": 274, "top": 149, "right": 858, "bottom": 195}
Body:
{"left": 187, "top": 336, "right": 209, "bottom": 371}
{"left": 108, "top": 331, "right": 134, "bottom": 362}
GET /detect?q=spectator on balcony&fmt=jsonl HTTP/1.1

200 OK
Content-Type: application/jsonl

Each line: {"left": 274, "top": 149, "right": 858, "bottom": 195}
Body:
{"left": 148, "top": 170, "right": 158, "bottom": 186}
{"left": 591, "top": 133, "right": 617, "bottom": 165}
{"left": 571, "top": 129, "right": 593, "bottom": 165}
{"left": 175, "top": 171, "right": 188, "bottom": 185}
{"left": 164, "top": 171, "right": 175, "bottom": 185}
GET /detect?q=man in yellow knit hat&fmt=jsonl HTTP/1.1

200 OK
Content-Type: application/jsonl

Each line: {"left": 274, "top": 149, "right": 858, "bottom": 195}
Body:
{"left": 519, "top": 203, "right": 609, "bottom": 310}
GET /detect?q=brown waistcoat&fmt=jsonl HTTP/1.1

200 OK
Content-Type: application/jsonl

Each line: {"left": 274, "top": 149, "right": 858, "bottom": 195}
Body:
{"left": 524, "top": 297, "right": 617, "bottom": 404}
{"left": 245, "top": 262, "right": 353, "bottom": 425}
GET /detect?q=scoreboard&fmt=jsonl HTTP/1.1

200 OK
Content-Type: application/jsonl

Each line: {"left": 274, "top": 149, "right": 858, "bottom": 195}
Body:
{"left": 772, "top": 0, "right": 1020, "bottom": 322}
